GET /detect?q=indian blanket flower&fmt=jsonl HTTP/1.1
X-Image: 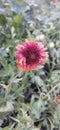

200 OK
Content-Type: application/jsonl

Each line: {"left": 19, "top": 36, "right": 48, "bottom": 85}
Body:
{"left": 51, "top": 0, "right": 58, "bottom": 3}
{"left": 55, "top": 95, "right": 60, "bottom": 104}
{"left": 15, "top": 41, "right": 48, "bottom": 71}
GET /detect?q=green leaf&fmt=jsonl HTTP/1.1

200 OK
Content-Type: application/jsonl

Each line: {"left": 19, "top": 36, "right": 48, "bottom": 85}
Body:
{"left": 6, "top": 64, "right": 13, "bottom": 76}
{"left": 12, "top": 14, "right": 24, "bottom": 28}
{"left": 3, "top": 127, "right": 10, "bottom": 130}
{"left": 51, "top": 70, "right": 60, "bottom": 82}
{"left": 14, "top": 15, "right": 23, "bottom": 25}
{"left": 0, "top": 14, "right": 7, "bottom": 25}
{"left": 11, "top": 0, "right": 26, "bottom": 6}
{"left": 31, "top": 75, "right": 44, "bottom": 86}
{"left": 31, "top": 99, "right": 45, "bottom": 119}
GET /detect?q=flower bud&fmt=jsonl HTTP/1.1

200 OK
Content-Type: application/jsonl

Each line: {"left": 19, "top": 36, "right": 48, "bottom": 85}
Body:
{"left": 49, "top": 42, "right": 54, "bottom": 48}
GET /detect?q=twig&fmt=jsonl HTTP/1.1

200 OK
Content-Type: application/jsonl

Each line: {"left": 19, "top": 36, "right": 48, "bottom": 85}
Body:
{"left": 0, "top": 83, "right": 8, "bottom": 89}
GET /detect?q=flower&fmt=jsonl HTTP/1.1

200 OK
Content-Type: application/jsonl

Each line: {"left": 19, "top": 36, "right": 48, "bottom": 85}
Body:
{"left": 15, "top": 41, "right": 48, "bottom": 71}
{"left": 55, "top": 95, "right": 60, "bottom": 104}
{"left": 51, "top": 0, "right": 58, "bottom": 3}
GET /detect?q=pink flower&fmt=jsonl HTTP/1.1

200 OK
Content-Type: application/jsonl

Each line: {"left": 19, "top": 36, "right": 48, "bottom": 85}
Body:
{"left": 15, "top": 41, "right": 48, "bottom": 71}
{"left": 55, "top": 95, "right": 60, "bottom": 104}
{"left": 51, "top": 0, "right": 58, "bottom": 3}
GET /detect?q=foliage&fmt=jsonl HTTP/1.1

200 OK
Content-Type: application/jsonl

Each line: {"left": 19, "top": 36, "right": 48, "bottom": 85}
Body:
{"left": 0, "top": 0, "right": 60, "bottom": 130}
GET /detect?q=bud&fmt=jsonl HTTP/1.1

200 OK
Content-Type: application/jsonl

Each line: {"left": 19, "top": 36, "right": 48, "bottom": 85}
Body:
{"left": 49, "top": 42, "right": 54, "bottom": 48}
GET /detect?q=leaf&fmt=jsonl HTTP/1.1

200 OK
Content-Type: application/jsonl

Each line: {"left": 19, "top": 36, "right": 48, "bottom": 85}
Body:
{"left": 10, "top": 0, "right": 26, "bottom": 6}
{"left": 0, "top": 101, "right": 14, "bottom": 112}
{"left": 3, "top": 127, "right": 10, "bottom": 130}
{"left": 6, "top": 64, "right": 13, "bottom": 76}
{"left": 14, "top": 14, "right": 23, "bottom": 26}
{"left": 10, "top": 3, "right": 28, "bottom": 14}
{"left": 51, "top": 70, "right": 60, "bottom": 82}
{"left": 31, "top": 99, "right": 45, "bottom": 119}
{"left": 0, "top": 64, "right": 13, "bottom": 77}
{"left": 0, "top": 128, "right": 2, "bottom": 130}
{"left": 31, "top": 75, "right": 44, "bottom": 86}
{"left": 0, "top": 14, "right": 7, "bottom": 25}
{"left": 0, "top": 47, "right": 10, "bottom": 57}
{"left": 0, "top": 33, "right": 6, "bottom": 42}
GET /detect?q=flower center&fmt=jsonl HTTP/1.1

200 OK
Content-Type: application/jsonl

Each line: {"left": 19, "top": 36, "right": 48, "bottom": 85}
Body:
{"left": 30, "top": 53, "right": 36, "bottom": 60}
